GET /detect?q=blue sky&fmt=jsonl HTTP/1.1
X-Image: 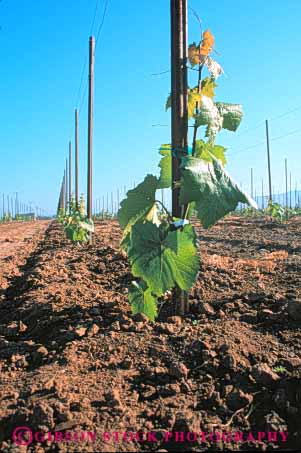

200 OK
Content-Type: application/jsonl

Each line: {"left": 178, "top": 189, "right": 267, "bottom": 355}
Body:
{"left": 0, "top": 0, "right": 301, "bottom": 214}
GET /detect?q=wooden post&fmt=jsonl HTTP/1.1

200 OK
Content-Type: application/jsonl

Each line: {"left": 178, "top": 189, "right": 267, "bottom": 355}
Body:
{"left": 58, "top": 174, "right": 65, "bottom": 212}
{"left": 69, "top": 141, "right": 72, "bottom": 209}
{"left": 62, "top": 171, "right": 66, "bottom": 211}
{"left": 261, "top": 179, "right": 264, "bottom": 209}
{"left": 171, "top": 0, "right": 189, "bottom": 315}
{"left": 289, "top": 171, "right": 292, "bottom": 209}
{"left": 75, "top": 109, "right": 79, "bottom": 208}
{"left": 265, "top": 120, "right": 272, "bottom": 202}
{"left": 65, "top": 158, "right": 68, "bottom": 212}
{"left": 285, "top": 158, "right": 288, "bottom": 219}
{"left": 87, "top": 36, "right": 95, "bottom": 221}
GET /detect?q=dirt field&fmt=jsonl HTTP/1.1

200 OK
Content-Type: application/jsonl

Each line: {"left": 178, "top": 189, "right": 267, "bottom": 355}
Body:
{"left": 0, "top": 221, "right": 50, "bottom": 291}
{"left": 0, "top": 218, "right": 300, "bottom": 452}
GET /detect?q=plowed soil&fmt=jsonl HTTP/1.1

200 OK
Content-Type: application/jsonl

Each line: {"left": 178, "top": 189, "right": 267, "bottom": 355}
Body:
{"left": 0, "top": 217, "right": 300, "bottom": 452}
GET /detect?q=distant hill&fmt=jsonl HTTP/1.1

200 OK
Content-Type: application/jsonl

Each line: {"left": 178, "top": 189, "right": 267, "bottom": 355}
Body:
{"left": 254, "top": 190, "right": 301, "bottom": 209}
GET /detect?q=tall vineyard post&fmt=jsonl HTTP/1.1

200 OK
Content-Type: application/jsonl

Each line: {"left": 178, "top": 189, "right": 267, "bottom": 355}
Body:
{"left": 285, "top": 158, "right": 288, "bottom": 219}
{"left": 65, "top": 158, "right": 68, "bottom": 213}
{"left": 171, "top": 0, "right": 189, "bottom": 315}
{"left": 265, "top": 120, "right": 272, "bottom": 202}
{"left": 75, "top": 109, "right": 79, "bottom": 208}
{"left": 69, "top": 141, "right": 72, "bottom": 208}
{"left": 289, "top": 171, "right": 292, "bottom": 209}
{"left": 87, "top": 36, "right": 95, "bottom": 227}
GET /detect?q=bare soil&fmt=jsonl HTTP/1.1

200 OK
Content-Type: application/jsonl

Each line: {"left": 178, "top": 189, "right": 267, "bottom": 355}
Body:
{"left": 0, "top": 217, "right": 300, "bottom": 452}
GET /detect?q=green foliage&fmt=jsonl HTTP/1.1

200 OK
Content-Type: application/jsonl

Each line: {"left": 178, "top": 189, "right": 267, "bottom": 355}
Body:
{"left": 64, "top": 213, "right": 94, "bottom": 243}
{"left": 3, "top": 213, "right": 12, "bottom": 222}
{"left": 158, "top": 144, "right": 172, "bottom": 189}
{"left": 194, "top": 139, "right": 227, "bottom": 166}
{"left": 58, "top": 196, "right": 94, "bottom": 243}
{"left": 201, "top": 77, "right": 217, "bottom": 98}
{"left": 196, "top": 99, "right": 243, "bottom": 142}
{"left": 127, "top": 221, "right": 199, "bottom": 296}
{"left": 57, "top": 208, "right": 66, "bottom": 224}
{"left": 118, "top": 21, "right": 255, "bottom": 320}
{"left": 166, "top": 80, "right": 217, "bottom": 121}
{"left": 78, "top": 194, "right": 86, "bottom": 217}
{"left": 129, "top": 281, "right": 158, "bottom": 321}
{"left": 240, "top": 206, "right": 262, "bottom": 218}
{"left": 188, "top": 88, "right": 202, "bottom": 119}
{"left": 166, "top": 87, "right": 202, "bottom": 119}
{"left": 180, "top": 155, "right": 256, "bottom": 228}
{"left": 265, "top": 201, "right": 285, "bottom": 222}
{"left": 216, "top": 102, "right": 244, "bottom": 132}
{"left": 118, "top": 175, "right": 158, "bottom": 250}
{"left": 272, "top": 365, "right": 289, "bottom": 375}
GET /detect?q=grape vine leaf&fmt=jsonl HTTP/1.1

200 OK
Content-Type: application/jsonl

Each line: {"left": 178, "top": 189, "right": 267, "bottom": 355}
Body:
{"left": 188, "top": 42, "right": 201, "bottom": 67}
{"left": 127, "top": 222, "right": 199, "bottom": 296}
{"left": 200, "top": 56, "right": 224, "bottom": 80}
{"left": 215, "top": 102, "right": 243, "bottom": 132}
{"left": 195, "top": 96, "right": 223, "bottom": 141}
{"left": 201, "top": 77, "right": 217, "bottom": 99}
{"left": 188, "top": 88, "right": 202, "bottom": 119}
{"left": 196, "top": 97, "right": 243, "bottom": 142}
{"left": 194, "top": 139, "right": 227, "bottom": 166}
{"left": 180, "top": 155, "right": 257, "bottom": 228}
{"left": 166, "top": 88, "right": 202, "bottom": 119}
{"left": 129, "top": 281, "right": 158, "bottom": 321}
{"left": 78, "top": 218, "right": 95, "bottom": 233}
{"left": 200, "top": 30, "right": 215, "bottom": 56}
{"left": 118, "top": 175, "right": 158, "bottom": 250}
{"left": 158, "top": 144, "right": 172, "bottom": 189}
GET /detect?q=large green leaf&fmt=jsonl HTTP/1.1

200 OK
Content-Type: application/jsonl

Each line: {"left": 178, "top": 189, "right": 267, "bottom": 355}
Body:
{"left": 195, "top": 96, "right": 223, "bottom": 141}
{"left": 118, "top": 175, "right": 159, "bottom": 252}
{"left": 180, "top": 156, "right": 257, "bottom": 229}
{"left": 158, "top": 144, "right": 172, "bottom": 189}
{"left": 129, "top": 281, "right": 158, "bottom": 321}
{"left": 215, "top": 102, "right": 243, "bottom": 132}
{"left": 127, "top": 222, "right": 199, "bottom": 296}
{"left": 194, "top": 139, "right": 227, "bottom": 166}
{"left": 195, "top": 97, "right": 243, "bottom": 142}
{"left": 118, "top": 175, "right": 158, "bottom": 231}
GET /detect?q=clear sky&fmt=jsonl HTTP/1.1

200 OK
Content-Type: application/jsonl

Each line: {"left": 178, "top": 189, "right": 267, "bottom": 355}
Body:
{"left": 1, "top": 0, "right": 301, "bottom": 214}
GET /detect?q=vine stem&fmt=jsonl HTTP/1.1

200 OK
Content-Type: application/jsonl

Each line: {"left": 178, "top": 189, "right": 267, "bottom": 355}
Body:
{"left": 182, "top": 52, "right": 203, "bottom": 220}
{"left": 155, "top": 199, "right": 172, "bottom": 222}
{"left": 192, "top": 62, "right": 203, "bottom": 156}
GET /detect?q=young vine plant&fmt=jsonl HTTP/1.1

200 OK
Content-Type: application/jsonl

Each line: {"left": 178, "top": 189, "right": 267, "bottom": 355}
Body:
{"left": 57, "top": 194, "right": 94, "bottom": 243}
{"left": 118, "top": 27, "right": 256, "bottom": 321}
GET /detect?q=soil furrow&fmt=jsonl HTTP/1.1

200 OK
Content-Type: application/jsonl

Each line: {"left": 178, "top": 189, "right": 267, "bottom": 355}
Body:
{"left": 0, "top": 218, "right": 300, "bottom": 452}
